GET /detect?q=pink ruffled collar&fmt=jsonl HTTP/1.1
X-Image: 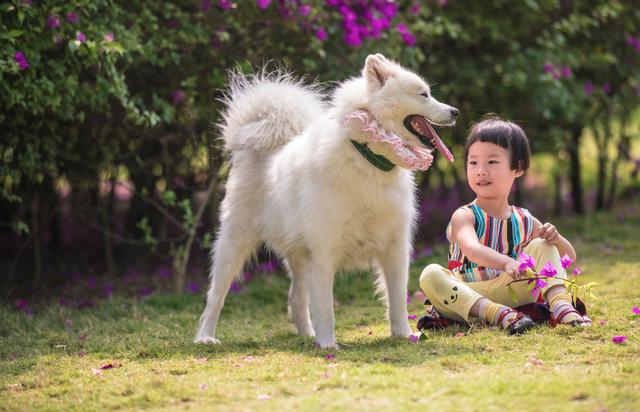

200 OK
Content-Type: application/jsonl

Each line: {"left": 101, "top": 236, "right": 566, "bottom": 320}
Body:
{"left": 344, "top": 109, "right": 434, "bottom": 171}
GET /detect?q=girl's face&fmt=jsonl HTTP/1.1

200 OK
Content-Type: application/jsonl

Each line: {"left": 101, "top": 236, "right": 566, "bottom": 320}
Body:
{"left": 466, "top": 141, "right": 523, "bottom": 200}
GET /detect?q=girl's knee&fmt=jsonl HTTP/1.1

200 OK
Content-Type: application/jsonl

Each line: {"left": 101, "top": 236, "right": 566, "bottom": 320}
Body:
{"left": 419, "top": 264, "right": 449, "bottom": 293}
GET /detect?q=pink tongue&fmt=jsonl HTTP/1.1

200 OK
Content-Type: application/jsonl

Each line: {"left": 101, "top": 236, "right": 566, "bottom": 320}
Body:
{"left": 421, "top": 119, "right": 454, "bottom": 162}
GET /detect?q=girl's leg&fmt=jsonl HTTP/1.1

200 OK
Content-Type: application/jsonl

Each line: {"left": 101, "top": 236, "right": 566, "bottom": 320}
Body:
{"left": 419, "top": 264, "right": 532, "bottom": 332}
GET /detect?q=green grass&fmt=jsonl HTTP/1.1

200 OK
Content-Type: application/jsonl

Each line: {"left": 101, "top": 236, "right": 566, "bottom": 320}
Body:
{"left": 2, "top": 211, "right": 640, "bottom": 411}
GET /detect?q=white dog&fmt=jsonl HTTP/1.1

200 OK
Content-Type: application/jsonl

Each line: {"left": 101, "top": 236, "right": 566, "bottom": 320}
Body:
{"left": 195, "top": 54, "right": 458, "bottom": 348}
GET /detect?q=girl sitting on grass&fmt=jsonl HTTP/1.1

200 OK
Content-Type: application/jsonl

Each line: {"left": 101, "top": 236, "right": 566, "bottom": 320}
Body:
{"left": 419, "top": 116, "right": 592, "bottom": 334}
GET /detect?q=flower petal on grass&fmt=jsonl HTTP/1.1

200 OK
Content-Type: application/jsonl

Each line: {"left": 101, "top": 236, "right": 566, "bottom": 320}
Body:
{"left": 408, "top": 315, "right": 417, "bottom": 320}
{"left": 632, "top": 306, "right": 640, "bottom": 315}
{"left": 257, "top": 394, "right": 271, "bottom": 400}
{"left": 455, "top": 332, "right": 465, "bottom": 338}
{"left": 324, "top": 354, "right": 335, "bottom": 360}
{"left": 99, "top": 362, "right": 121, "bottom": 370}
{"left": 199, "top": 383, "right": 209, "bottom": 390}
{"left": 91, "top": 368, "right": 103, "bottom": 376}
{"left": 408, "top": 334, "right": 419, "bottom": 343}
{"left": 572, "top": 267, "right": 582, "bottom": 276}
{"left": 611, "top": 335, "right": 627, "bottom": 344}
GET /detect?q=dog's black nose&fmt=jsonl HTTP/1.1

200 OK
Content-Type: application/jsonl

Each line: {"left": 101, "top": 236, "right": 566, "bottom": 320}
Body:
{"left": 450, "top": 108, "right": 459, "bottom": 118}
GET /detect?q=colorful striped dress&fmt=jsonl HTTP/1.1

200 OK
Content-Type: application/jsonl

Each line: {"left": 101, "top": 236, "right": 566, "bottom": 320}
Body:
{"left": 447, "top": 202, "right": 535, "bottom": 282}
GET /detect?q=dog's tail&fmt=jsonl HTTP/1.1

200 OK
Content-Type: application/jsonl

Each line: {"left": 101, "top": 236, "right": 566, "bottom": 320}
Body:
{"left": 218, "top": 68, "right": 326, "bottom": 152}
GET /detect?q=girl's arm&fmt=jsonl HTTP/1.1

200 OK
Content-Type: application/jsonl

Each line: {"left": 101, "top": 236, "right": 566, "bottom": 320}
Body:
{"left": 531, "top": 217, "right": 577, "bottom": 262}
{"left": 449, "top": 209, "right": 520, "bottom": 273}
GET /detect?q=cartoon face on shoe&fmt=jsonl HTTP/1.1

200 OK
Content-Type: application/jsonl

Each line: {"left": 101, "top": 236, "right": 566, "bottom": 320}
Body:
{"left": 443, "top": 286, "right": 458, "bottom": 305}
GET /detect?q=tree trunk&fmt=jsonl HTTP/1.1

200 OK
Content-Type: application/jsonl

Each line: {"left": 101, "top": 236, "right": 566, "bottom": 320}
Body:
{"left": 100, "top": 178, "right": 116, "bottom": 274}
{"left": 553, "top": 170, "right": 562, "bottom": 216}
{"left": 567, "top": 125, "right": 584, "bottom": 214}
{"left": 606, "top": 115, "right": 630, "bottom": 209}
{"left": 32, "top": 188, "right": 42, "bottom": 283}
{"left": 594, "top": 114, "right": 611, "bottom": 211}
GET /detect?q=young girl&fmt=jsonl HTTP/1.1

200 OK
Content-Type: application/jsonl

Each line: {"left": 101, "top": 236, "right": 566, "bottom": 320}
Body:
{"left": 419, "top": 116, "right": 591, "bottom": 334}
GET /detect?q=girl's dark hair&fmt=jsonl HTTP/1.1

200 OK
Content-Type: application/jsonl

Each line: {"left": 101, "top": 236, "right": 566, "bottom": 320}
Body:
{"left": 464, "top": 115, "right": 531, "bottom": 172}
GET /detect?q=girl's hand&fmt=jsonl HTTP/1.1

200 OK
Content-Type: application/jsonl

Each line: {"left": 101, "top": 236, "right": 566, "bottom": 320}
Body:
{"left": 538, "top": 222, "right": 559, "bottom": 244}
{"left": 504, "top": 259, "right": 527, "bottom": 280}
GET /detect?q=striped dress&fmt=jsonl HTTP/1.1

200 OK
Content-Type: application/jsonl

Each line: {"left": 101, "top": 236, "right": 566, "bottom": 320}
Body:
{"left": 447, "top": 202, "right": 535, "bottom": 282}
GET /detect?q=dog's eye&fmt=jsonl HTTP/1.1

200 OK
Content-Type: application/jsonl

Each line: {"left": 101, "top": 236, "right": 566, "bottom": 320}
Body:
{"left": 444, "top": 300, "right": 449, "bottom": 305}
{"left": 453, "top": 286, "right": 458, "bottom": 291}
{"left": 420, "top": 92, "right": 429, "bottom": 98}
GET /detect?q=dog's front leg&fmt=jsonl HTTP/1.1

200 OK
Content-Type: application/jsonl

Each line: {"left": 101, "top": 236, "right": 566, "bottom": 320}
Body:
{"left": 306, "top": 260, "right": 337, "bottom": 348}
{"left": 377, "top": 246, "right": 413, "bottom": 338}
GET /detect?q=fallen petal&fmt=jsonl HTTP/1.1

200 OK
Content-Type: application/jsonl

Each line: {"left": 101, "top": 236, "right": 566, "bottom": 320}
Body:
{"left": 611, "top": 335, "right": 628, "bottom": 344}
{"left": 257, "top": 394, "right": 271, "bottom": 400}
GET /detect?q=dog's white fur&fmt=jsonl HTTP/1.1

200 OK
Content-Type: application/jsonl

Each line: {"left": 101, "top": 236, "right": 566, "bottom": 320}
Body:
{"left": 195, "top": 54, "right": 457, "bottom": 348}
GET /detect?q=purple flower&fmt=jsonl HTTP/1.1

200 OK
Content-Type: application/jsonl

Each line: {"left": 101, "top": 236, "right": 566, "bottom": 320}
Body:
{"left": 104, "top": 32, "right": 115, "bottom": 42}
{"left": 299, "top": 5, "right": 311, "bottom": 16}
{"left": 201, "top": 0, "right": 211, "bottom": 13}
{"left": 315, "top": 27, "right": 327, "bottom": 41}
{"left": 188, "top": 281, "right": 201, "bottom": 294}
{"left": 409, "top": 334, "right": 419, "bottom": 343}
{"left": 258, "top": 260, "right": 278, "bottom": 273}
{"left": 14, "top": 52, "right": 29, "bottom": 70}
{"left": 218, "top": 0, "right": 232, "bottom": 10}
{"left": 47, "top": 14, "right": 61, "bottom": 29}
{"left": 256, "top": 0, "right": 271, "bottom": 10}
{"left": 138, "top": 287, "right": 154, "bottom": 297}
{"left": 572, "top": 267, "right": 582, "bottom": 276}
{"left": 324, "top": 354, "right": 335, "bottom": 360}
{"left": 603, "top": 83, "right": 611, "bottom": 94}
{"left": 408, "top": 315, "right": 417, "bottom": 320}
{"left": 379, "top": 3, "right": 397, "bottom": 18}
{"left": 396, "top": 23, "right": 409, "bottom": 34}
{"left": 76, "top": 31, "right": 86, "bottom": 42}
{"left": 229, "top": 281, "right": 242, "bottom": 293}
{"left": 584, "top": 82, "right": 594, "bottom": 96}
{"left": 560, "top": 254, "right": 573, "bottom": 269}
{"left": 171, "top": 89, "right": 185, "bottom": 105}
{"left": 156, "top": 266, "right": 172, "bottom": 279}
{"left": 543, "top": 63, "right": 555, "bottom": 74}
{"left": 518, "top": 252, "right": 536, "bottom": 272}
{"left": 611, "top": 335, "right": 627, "bottom": 344}
{"left": 402, "top": 32, "right": 416, "bottom": 47}
{"left": 539, "top": 262, "right": 558, "bottom": 278}
{"left": 410, "top": 4, "right": 421, "bottom": 14}
{"left": 560, "top": 66, "right": 572, "bottom": 78}
{"left": 66, "top": 12, "right": 79, "bottom": 24}
{"left": 632, "top": 306, "right": 640, "bottom": 315}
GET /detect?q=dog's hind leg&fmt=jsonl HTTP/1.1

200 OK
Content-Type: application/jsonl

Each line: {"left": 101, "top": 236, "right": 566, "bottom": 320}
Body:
{"left": 194, "top": 223, "right": 259, "bottom": 344}
{"left": 285, "top": 253, "right": 315, "bottom": 337}
{"left": 305, "top": 259, "right": 337, "bottom": 348}
{"left": 376, "top": 246, "right": 413, "bottom": 338}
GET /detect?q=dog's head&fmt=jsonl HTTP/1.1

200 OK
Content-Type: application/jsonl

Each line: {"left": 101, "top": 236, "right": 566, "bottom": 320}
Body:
{"left": 362, "top": 53, "right": 458, "bottom": 164}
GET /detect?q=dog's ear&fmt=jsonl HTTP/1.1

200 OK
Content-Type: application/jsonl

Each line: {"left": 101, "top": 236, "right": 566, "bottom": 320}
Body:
{"left": 364, "top": 54, "right": 390, "bottom": 90}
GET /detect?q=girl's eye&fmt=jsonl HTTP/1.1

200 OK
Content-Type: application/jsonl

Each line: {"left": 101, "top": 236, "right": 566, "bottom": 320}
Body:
{"left": 468, "top": 161, "right": 477, "bottom": 165}
{"left": 489, "top": 160, "right": 499, "bottom": 164}
{"left": 420, "top": 92, "right": 429, "bottom": 98}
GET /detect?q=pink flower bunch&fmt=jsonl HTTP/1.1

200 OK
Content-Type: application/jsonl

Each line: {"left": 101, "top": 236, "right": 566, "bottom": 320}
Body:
{"left": 543, "top": 63, "right": 572, "bottom": 80}
{"left": 325, "top": 0, "right": 404, "bottom": 47}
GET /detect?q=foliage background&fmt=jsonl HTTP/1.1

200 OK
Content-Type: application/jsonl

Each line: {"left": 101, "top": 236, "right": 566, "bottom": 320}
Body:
{"left": 1, "top": 0, "right": 639, "bottom": 298}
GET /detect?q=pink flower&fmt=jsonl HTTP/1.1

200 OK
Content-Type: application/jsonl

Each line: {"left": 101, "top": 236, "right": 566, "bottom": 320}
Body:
{"left": 518, "top": 252, "right": 536, "bottom": 272}
{"left": 560, "top": 66, "right": 572, "bottom": 78}
{"left": 256, "top": 0, "right": 270, "bottom": 10}
{"left": 611, "top": 335, "right": 627, "bottom": 344}
{"left": 76, "top": 31, "right": 86, "bottom": 42}
{"left": 66, "top": 11, "right": 79, "bottom": 24}
{"left": 408, "top": 334, "right": 419, "bottom": 343}
{"left": 396, "top": 23, "right": 409, "bottom": 34}
{"left": 14, "top": 52, "right": 29, "bottom": 70}
{"left": 455, "top": 332, "right": 465, "bottom": 338}
{"left": 299, "top": 5, "right": 311, "bottom": 16}
{"left": 315, "top": 27, "right": 327, "bottom": 41}
{"left": 603, "top": 83, "right": 611, "bottom": 94}
{"left": 401, "top": 32, "right": 416, "bottom": 47}
{"left": 257, "top": 394, "right": 271, "bottom": 400}
{"left": 410, "top": 4, "right": 421, "bottom": 14}
{"left": 218, "top": 0, "right": 232, "bottom": 10}
{"left": 560, "top": 254, "right": 573, "bottom": 269}
{"left": 539, "top": 262, "right": 558, "bottom": 278}
{"left": 324, "top": 354, "right": 335, "bottom": 360}
{"left": 543, "top": 63, "right": 555, "bottom": 74}
{"left": 632, "top": 306, "right": 640, "bottom": 315}
{"left": 599, "top": 319, "right": 606, "bottom": 326}
{"left": 408, "top": 315, "right": 417, "bottom": 320}
{"left": 104, "top": 32, "right": 115, "bottom": 42}
{"left": 199, "top": 383, "right": 209, "bottom": 390}
{"left": 572, "top": 267, "right": 582, "bottom": 276}
{"left": 47, "top": 15, "right": 60, "bottom": 29}
{"left": 584, "top": 82, "right": 594, "bottom": 96}
{"left": 171, "top": 89, "right": 185, "bottom": 104}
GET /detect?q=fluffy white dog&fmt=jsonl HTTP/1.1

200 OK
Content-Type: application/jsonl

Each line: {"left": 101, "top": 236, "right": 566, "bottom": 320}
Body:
{"left": 195, "top": 54, "right": 458, "bottom": 348}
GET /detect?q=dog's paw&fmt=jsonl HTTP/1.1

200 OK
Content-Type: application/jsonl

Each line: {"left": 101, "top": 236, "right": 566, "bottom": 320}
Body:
{"left": 391, "top": 324, "right": 413, "bottom": 338}
{"left": 314, "top": 338, "right": 338, "bottom": 349}
{"left": 194, "top": 336, "right": 221, "bottom": 345}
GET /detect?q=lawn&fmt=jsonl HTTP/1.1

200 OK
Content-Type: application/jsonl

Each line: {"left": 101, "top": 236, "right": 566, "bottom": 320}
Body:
{"left": 1, "top": 210, "right": 639, "bottom": 411}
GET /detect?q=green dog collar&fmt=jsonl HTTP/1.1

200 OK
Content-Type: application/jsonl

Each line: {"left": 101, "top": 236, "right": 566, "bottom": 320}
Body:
{"left": 350, "top": 140, "right": 396, "bottom": 172}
